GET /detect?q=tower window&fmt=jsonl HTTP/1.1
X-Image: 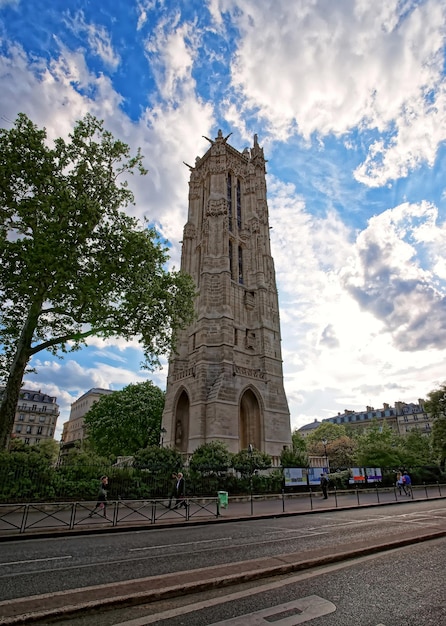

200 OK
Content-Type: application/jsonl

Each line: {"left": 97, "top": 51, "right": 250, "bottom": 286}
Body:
{"left": 237, "top": 179, "right": 241, "bottom": 229}
{"left": 229, "top": 240, "right": 233, "bottom": 280}
{"left": 238, "top": 246, "right": 243, "bottom": 284}
{"left": 227, "top": 173, "right": 232, "bottom": 231}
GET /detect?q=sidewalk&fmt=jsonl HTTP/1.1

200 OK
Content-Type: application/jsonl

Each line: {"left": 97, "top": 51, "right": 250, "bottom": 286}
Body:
{"left": 2, "top": 484, "right": 443, "bottom": 541}
{"left": 1, "top": 490, "right": 446, "bottom": 624}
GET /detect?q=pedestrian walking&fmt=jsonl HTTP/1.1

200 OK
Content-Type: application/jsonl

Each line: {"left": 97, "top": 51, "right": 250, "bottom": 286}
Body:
{"left": 320, "top": 472, "right": 329, "bottom": 499}
{"left": 396, "top": 471, "right": 406, "bottom": 496}
{"left": 89, "top": 475, "right": 108, "bottom": 518}
{"left": 402, "top": 471, "right": 412, "bottom": 497}
{"left": 173, "top": 472, "right": 187, "bottom": 509}
{"left": 168, "top": 472, "right": 178, "bottom": 508}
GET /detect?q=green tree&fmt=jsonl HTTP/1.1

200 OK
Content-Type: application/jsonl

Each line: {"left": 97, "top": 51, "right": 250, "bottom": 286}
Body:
{"left": 0, "top": 113, "right": 195, "bottom": 449}
{"left": 231, "top": 447, "right": 272, "bottom": 477}
{"left": 355, "top": 421, "right": 402, "bottom": 467}
{"left": 425, "top": 383, "right": 446, "bottom": 468}
{"left": 188, "top": 441, "right": 232, "bottom": 474}
{"left": 133, "top": 445, "right": 183, "bottom": 475}
{"left": 291, "top": 430, "right": 307, "bottom": 454}
{"left": 397, "top": 429, "right": 432, "bottom": 467}
{"left": 84, "top": 381, "right": 165, "bottom": 457}
{"left": 280, "top": 446, "right": 308, "bottom": 467}
{"left": 326, "top": 435, "right": 357, "bottom": 468}
{"left": 306, "top": 423, "right": 347, "bottom": 463}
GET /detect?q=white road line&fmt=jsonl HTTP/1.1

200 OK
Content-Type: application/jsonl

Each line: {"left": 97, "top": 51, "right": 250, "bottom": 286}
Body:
{"left": 130, "top": 537, "right": 232, "bottom": 552}
{"left": 0, "top": 556, "right": 72, "bottom": 566}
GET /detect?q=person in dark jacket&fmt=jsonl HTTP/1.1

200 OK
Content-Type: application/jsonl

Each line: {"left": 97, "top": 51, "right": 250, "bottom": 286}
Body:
{"left": 89, "top": 475, "right": 108, "bottom": 517}
{"left": 320, "top": 473, "right": 329, "bottom": 499}
{"left": 174, "top": 472, "right": 187, "bottom": 509}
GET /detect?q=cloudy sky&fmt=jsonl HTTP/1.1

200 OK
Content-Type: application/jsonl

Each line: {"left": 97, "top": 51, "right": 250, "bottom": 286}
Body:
{"left": 1, "top": 0, "right": 446, "bottom": 438}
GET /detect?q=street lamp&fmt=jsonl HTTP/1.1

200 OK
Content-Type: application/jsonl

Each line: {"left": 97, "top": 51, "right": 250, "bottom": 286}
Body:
{"left": 322, "top": 438, "right": 328, "bottom": 471}
{"left": 160, "top": 427, "right": 167, "bottom": 448}
{"left": 248, "top": 443, "right": 254, "bottom": 515}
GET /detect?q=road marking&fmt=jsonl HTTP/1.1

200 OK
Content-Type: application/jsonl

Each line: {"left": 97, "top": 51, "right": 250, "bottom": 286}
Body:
{"left": 210, "top": 595, "right": 336, "bottom": 624}
{"left": 130, "top": 537, "right": 231, "bottom": 551}
{"left": 0, "top": 556, "right": 72, "bottom": 566}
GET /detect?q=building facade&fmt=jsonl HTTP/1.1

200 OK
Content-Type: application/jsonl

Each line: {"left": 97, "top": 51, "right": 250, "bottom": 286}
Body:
{"left": 62, "top": 388, "right": 114, "bottom": 445}
{"left": 2, "top": 387, "right": 59, "bottom": 445}
{"left": 161, "top": 131, "right": 291, "bottom": 459}
{"left": 299, "top": 399, "right": 431, "bottom": 436}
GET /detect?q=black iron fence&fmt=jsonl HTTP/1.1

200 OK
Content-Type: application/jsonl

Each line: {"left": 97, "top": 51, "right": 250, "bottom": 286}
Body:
{"left": 1, "top": 481, "right": 445, "bottom": 536}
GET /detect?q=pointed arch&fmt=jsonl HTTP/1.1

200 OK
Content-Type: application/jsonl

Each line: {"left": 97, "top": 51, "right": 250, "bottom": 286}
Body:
{"left": 173, "top": 389, "right": 190, "bottom": 453}
{"left": 239, "top": 387, "right": 262, "bottom": 451}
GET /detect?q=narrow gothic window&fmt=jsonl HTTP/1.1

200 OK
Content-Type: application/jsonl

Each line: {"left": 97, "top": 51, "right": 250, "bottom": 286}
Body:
{"left": 229, "top": 240, "right": 233, "bottom": 280}
{"left": 238, "top": 246, "right": 243, "bottom": 284}
{"left": 237, "top": 179, "right": 241, "bottom": 229}
{"left": 227, "top": 173, "right": 232, "bottom": 231}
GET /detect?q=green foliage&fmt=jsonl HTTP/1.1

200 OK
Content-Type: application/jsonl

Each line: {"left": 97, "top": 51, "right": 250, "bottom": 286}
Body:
{"left": 326, "top": 435, "right": 357, "bottom": 468}
{"left": 355, "top": 421, "right": 403, "bottom": 467}
{"left": 291, "top": 430, "right": 307, "bottom": 453}
{"left": 306, "top": 422, "right": 347, "bottom": 446}
{"left": 280, "top": 446, "right": 308, "bottom": 467}
{"left": 231, "top": 447, "right": 272, "bottom": 477}
{"left": 188, "top": 441, "right": 232, "bottom": 474}
{"left": 425, "top": 383, "right": 446, "bottom": 467}
{"left": 0, "top": 113, "right": 195, "bottom": 449}
{"left": 396, "top": 429, "right": 432, "bottom": 467}
{"left": 84, "top": 381, "right": 165, "bottom": 457}
{"left": 133, "top": 445, "right": 183, "bottom": 475}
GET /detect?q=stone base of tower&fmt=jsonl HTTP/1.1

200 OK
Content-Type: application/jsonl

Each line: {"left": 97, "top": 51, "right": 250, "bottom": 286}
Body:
{"left": 161, "top": 364, "right": 291, "bottom": 460}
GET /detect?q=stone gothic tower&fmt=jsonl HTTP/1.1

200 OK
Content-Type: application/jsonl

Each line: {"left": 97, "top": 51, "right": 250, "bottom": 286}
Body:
{"left": 161, "top": 130, "right": 291, "bottom": 459}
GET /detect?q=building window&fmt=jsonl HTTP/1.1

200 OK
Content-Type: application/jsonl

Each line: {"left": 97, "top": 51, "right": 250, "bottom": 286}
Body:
{"left": 227, "top": 173, "right": 232, "bottom": 231}
{"left": 15, "top": 425, "right": 22, "bottom": 433}
{"left": 32, "top": 404, "right": 37, "bottom": 410}
{"left": 39, "top": 415, "right": 46, "bottom": 422}
{"left": 19, "top": 414, "right": 25, "bottom": 421}
{"left": 229, "top": 240, "right": 233, "bottom": 280}
{"left": 238, "top": 246, "right": 243, "bottom": 284}
{"left": 24, "top": 438, "right": 30, "bottom": 444}
{"left": 26, "top": 425, "right": 32, "bottom": 434}
{"left": 236, "top": 179, "right": 241, "bottom": 229}
{"left": 37, "top": 426, "right": 43, "bottom": 435}
{"left": 35, "top": 438, "right": 40, "bottom": 444}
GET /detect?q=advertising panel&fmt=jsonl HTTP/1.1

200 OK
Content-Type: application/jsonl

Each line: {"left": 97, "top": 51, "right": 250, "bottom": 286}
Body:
{"left": 283, "top": 467, "right": 307, "bottom": 487}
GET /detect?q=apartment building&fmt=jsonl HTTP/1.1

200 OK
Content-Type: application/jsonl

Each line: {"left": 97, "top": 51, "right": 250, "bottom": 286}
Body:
{"left": 62, "top": 388, "right": 114, "bottom": 445}
{"left": 298, "top": 399, "right": 431, "bottom": 436}
{"left": 1, "top": 387, "right": 60, "bottom": 445}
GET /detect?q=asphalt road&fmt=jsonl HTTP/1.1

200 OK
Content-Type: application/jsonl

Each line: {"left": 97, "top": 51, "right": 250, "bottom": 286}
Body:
{"left": 55, "top": 536, "right": 446, "bottom": 626}
{"left": 0, "top": 499, "right": 445, "bottom": 607}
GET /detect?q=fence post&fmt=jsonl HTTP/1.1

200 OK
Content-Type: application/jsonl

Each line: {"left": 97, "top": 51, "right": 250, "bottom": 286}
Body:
{"left": 424, "top": 482, "right": 428, "bottom": 498}
{"left": 20, "top": 504, "right": 29, "bottom": 533}
{"left": 334, "top": 486, "right": 338, "bottom": 507}
{"left": 69, "top": 503, "right": 77, "bottom": 529}
{"left": 309, "top": 489, "right": 313, "bottom": 510}
{"left": 438, "top": 481, "right": 442, "bottom": 497}
{"left": 282, "top": 490, "right": 285, "bottom": 513}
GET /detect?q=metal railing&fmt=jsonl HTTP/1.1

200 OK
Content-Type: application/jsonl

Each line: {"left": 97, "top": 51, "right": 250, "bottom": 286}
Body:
{"left": 1, "top": 482, "right": 444, "bottom": 536}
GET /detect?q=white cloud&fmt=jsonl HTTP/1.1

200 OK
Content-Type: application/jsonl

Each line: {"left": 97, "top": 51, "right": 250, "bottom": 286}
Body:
{"left": 64, "top": 10, "right": 121, "bottom": 70}
{"left": 212, "top": 0, "right": 446, "bottom": 186}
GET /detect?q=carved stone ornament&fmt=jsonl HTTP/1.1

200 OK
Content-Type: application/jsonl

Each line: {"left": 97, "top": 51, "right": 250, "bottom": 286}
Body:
{"left": 206, "top": 198, "right": 227, "bottom": 217}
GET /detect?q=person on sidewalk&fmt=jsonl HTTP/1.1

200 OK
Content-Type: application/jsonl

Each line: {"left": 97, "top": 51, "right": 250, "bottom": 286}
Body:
{"left": 396, "top": 471, "right": 406, "bottom": 496}
{"left": 168, "top": 472, "right": 178, "bottom": 508}
{"left": 173, "top": 472, "right": 187, "bottom": 509}
{"left": 89, "top": 475, "right": 108, "bottom": 517}
{"left": 402, "top": 471, "right": 412, "bottom": 497}
{"left": 320, "top": 473, "right": 329, "bottom": 499}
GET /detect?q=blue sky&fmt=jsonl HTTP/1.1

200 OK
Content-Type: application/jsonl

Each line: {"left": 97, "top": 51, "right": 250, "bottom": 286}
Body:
{"left": 1, "top": 0, "right": 446, "bottom": 438}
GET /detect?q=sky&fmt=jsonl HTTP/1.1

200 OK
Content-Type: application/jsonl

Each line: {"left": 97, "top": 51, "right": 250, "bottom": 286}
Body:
{"left": 1, "top": 0, "right": 446, "bottom": 439}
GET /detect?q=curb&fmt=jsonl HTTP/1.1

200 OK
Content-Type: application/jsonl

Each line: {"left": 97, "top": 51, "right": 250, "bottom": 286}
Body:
{"left": 1, "top": 528, "right": 445, "bottom": 624}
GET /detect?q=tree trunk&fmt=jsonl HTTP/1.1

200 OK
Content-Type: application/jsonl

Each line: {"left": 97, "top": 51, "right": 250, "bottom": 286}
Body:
{"left": 0, "top": 303, "right": 41, "bottom": 450}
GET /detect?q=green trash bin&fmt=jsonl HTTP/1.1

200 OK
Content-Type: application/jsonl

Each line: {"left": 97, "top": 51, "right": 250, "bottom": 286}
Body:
{"left": 218, "top": 490, "right": 228, "bottom": 509}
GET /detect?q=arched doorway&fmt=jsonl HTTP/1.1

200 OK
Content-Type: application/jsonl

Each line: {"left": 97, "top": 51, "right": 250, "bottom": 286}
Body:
{"left": 239, "top": 388, "right": 261, "bottom": 450}
{"left": 174, "top": 390, "right": 190, "bottom": 453}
